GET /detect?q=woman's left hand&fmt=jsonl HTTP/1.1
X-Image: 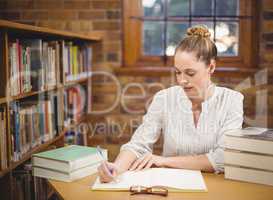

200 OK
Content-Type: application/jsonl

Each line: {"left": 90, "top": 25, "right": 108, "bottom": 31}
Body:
{"left": 129, "top": 153, "right": 166, "bottom": 171}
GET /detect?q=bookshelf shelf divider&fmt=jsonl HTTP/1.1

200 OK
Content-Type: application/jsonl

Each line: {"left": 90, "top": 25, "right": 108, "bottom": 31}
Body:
{"left": 0, "top": 20, "right": 102, "bottom": 42}
{"left": 64, "top": 76, "right": 91, "bottom": 87}
{"left": 0, "top": 98, "right": 6, "bottom": 104}
{"left": 10, "top": 129, "right": 67, "bottom": 171}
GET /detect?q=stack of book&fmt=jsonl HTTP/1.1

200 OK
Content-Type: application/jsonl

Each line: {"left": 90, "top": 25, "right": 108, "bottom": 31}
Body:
{"left": 32, "top": 145, "right": 107, "bottom": 182}
{"left": 224, "top": 127, "right": 273, "bottom": 186}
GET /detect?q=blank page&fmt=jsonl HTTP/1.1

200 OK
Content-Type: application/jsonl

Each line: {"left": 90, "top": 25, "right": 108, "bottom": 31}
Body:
{"left": 91, "top": 168, "right": 207, "bottom": 192}
{"left": 151, "top": 168, "right": 207, "bottom": 191}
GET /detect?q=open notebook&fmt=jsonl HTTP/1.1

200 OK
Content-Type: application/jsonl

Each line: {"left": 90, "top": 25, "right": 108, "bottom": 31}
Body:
{"left": 91, "top": 168, "right": 207, "bottom": 192}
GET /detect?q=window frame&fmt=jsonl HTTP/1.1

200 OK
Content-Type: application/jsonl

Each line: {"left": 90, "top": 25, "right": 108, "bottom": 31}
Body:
{"left": 122, "top": 0, "right": 258, "bottom": 69}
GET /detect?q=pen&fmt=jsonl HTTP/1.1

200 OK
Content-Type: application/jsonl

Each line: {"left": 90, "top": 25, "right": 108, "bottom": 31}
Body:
{"left": 96, "top": 145, "right": 118, "bottom": 182}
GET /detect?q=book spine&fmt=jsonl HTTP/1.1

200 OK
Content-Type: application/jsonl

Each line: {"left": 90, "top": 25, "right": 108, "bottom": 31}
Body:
{"left": 62, "top": 42, "right": 93, "bottom": 82}
{"left": 225, "top": 135, "right": 273, "bottom": 155}
{"left": 225, "top": 165, "right": 273, "bottom": 186}
{"left": 224, "top": 150, "right": 273, "bottom": 171}
{"left": 9, "top": 92, "right": 61, "bottom": 159}
{"left": 16, "top": 39, "right": 22, "bottom": 95}
{"left": 0, "top": 107, "right": 8, "bottom": 170}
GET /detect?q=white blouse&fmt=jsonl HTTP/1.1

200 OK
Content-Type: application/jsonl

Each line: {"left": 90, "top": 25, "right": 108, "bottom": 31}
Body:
{"left": 120, "top": 85, "right": 244, "bottom": 173}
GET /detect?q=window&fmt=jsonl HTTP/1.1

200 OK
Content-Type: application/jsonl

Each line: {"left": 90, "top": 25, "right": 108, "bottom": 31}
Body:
{"left": 123, "top": 0, "right": 257, "bottom": 68}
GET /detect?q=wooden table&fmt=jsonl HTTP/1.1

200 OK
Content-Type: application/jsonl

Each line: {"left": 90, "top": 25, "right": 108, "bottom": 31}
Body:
{"left": 49, "top": 173, "right": 273, "bottom": 200}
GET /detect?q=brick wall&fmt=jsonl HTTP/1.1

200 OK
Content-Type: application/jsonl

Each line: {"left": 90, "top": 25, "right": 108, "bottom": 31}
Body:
{"left": 1, "top": 0, "right": 272, "bottom": 161}
{"left": 0, "top": 0, "right": 122, "bottom": 68}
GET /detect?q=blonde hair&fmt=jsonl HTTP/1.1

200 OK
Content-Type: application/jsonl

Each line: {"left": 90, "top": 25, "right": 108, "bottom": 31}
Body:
{"left": 175, "top": 25, "right": 217, "bottom": 65}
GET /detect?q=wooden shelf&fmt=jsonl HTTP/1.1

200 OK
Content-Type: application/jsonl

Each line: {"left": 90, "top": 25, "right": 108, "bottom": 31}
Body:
{"left": 114, "top": 66, "right": 260, "bottom": 78}
{"left": 0, "top": 20, "right": 102, "bottom": 42}
{"left": 0, "top": 98, "right": 6, "bottom": 104}
{"left": 239, "top": 84, "right": 273, "bottom": 95}
{"left": 0, "top": 168, "right": 10, "bottom": 178}
{"left": 0, "top": 123, "right": 88, "bottom": 178}
{"left": 10, "top": 91, "right": 40, "bottom": 101}
{"left": 114, "top": 66, "right": 174, "bottom": 77}
{"left": 72, "top": 116, "right": 86, "bottom": 126}
{"left": 64, "top": 76, "right": 91, "bottom": 87}
{"left": 10, "top": 129, "right": 67, "bottom": 172}
{"left": 47, "top": 189, "right": 55, "bottom": 200}
{"left": 10, "top": 86, "right": 59, "bottom": 101}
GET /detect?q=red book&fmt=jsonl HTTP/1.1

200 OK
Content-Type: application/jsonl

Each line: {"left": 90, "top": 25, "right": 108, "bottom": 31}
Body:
{"left": 44, "top": 101, "right": 49, "bottom": 141}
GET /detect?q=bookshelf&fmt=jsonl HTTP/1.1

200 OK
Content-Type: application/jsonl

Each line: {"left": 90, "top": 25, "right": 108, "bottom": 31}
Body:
{"left": 0, "top": 19, "right": 101, "bottom": 200}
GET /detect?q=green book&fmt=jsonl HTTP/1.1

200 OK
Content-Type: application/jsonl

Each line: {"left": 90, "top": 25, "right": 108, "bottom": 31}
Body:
{"left": 33, "top": 163, "right": 101, "bottom": 182}
{"left": 32, "top": 145, "right": 107, "bottom": 173}
{"left": 72, "top": 46, "right": 78, "bottom": 76}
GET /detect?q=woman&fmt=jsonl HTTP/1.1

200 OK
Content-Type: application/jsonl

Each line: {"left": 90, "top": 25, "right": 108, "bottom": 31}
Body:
{"left": 98, "top": 25, "right": 244, "bottom": 183}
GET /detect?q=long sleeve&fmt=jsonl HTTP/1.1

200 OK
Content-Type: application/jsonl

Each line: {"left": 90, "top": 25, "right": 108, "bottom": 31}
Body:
{"left": 206, "top": 92, "right": 244, "bottom": 173}
{"left": 120, "top": 90, "right": 165, "bottom": 158}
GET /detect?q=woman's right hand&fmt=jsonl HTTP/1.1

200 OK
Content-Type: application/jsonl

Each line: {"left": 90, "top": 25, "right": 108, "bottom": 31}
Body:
{"left": 97, "top": 161, "right": 120, "bottom": 183}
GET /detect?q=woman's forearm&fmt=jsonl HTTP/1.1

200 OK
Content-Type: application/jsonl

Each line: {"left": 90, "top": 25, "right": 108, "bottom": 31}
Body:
{"left": 114, "top": 150, "right": 137, "bottom": 173}
{"left": 162, "top": 154, "right": 214, "bottom": 172}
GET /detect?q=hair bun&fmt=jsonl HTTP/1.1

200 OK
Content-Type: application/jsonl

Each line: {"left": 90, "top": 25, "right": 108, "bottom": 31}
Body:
{"left": 186, "top": 25, "right": 211, "bottom": 39}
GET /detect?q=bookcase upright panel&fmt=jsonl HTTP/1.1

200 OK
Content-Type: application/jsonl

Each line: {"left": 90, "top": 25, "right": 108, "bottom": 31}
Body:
{"left": 0, "top": 30, "right": 7, "bottom": 100}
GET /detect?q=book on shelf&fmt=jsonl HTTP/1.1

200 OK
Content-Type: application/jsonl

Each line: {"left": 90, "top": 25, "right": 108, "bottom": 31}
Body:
{"left": 0, "top": 106, "right": 8, "bottom": 170}
{"left": 12, "top": 163, "right": 52, "bottom": 200}
{"left": 64, "top": 85, "right": 87, "bottom": 127}
{"left": 10, "top": 93, "right": 62, "bottom": 162}
{"left": 32, "top": 145, "right": 107, "bottom": 182}
{"left": 8, "top": 39, "right": 61, "bottom": 96}
{"left": 64, "top": 130, "right": 88, "bottom": 146}
{"left": 224, "top": 127, "right": 273, "bottom": 186}
{"left": 9, "top": 39, "right": 32, "bottom": 96}
{"left": 62, "top": 41, "right": 92, "bottom": 83}
{"left": 41, "top": 41, "right": 60, "bottom": 89}
{"left": 12, "top": 167, "right": 34, "bottom": 200}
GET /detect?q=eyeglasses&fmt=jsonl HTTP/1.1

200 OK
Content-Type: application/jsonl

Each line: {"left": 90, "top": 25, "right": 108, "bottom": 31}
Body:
{"left": 129, "top": 185, "right": 168, "bottom": 197}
